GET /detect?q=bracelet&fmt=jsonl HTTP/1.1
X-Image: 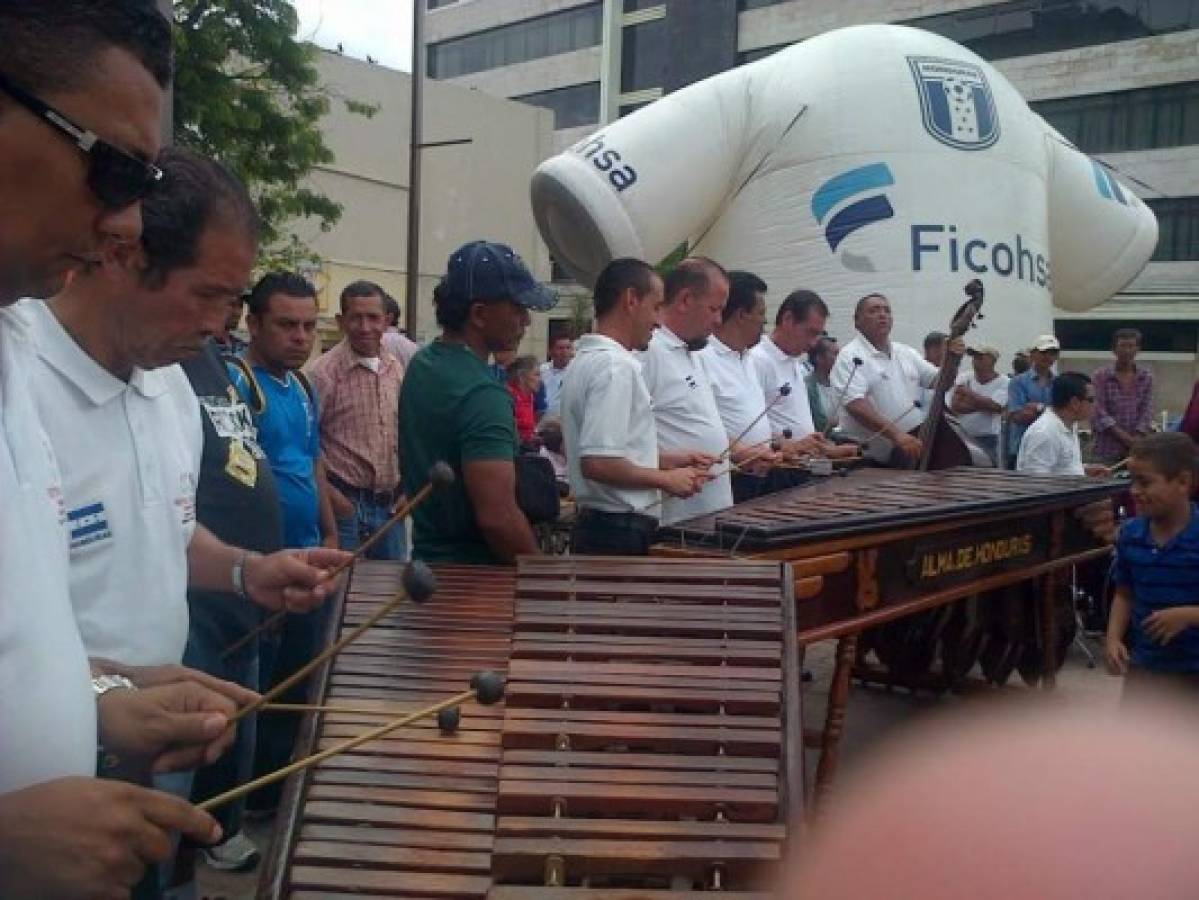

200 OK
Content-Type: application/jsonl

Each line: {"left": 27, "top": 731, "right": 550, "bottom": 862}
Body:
{"left": 92, "top": 674, "right": 136, "bottom": 699}
{"left": 232, "top": 551, "right": 257, "bottom": 600}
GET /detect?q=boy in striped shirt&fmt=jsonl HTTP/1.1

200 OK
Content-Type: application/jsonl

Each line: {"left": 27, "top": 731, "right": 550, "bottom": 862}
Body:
{"left": 1106, "top": 432, "right": 1199, "bottom": 694}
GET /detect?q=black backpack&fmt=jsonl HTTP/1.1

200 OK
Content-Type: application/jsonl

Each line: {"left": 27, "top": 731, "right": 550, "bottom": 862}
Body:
{"left": 514, "top": 452, "right": 560, "bottom": 525}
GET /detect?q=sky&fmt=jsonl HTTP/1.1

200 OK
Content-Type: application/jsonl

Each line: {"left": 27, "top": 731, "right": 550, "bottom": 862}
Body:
{"left": 293, "top": 0, "right": 415, "bottom": 72}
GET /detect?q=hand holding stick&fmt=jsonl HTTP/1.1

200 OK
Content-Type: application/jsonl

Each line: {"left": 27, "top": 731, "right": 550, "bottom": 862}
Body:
{"left": 198, "top": 672, "right": 505, "bottom": 813}
{"left": 220, "top": 462, "right": 455, "bottom": 660}
{"left": 718, "top": 384, "right": 792, "bottom": 463}
{"left": 230, "top": 561, "right": 438, "bottom": 724}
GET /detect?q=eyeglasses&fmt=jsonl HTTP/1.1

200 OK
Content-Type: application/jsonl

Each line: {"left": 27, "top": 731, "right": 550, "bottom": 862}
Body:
{"left": 0, "top": 72, "right": 162, "bottom": 209}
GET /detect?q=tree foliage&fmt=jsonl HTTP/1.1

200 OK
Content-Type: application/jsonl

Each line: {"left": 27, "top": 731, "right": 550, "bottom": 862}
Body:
{"left": 172, "top": 0, "right": 374, "bottom": 266}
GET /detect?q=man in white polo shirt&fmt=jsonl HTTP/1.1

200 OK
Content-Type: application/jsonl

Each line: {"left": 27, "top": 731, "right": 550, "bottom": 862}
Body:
{"left": 26, "top": 149, "right": 350, "bottom": 674}
{"left": 0, "top": 7, "right": 268, "bottom": 896}
{"left": 1017, "top": 372, "right": 1109, "bottom": 476}
{"left": 563, "top": 258, "right": 708, "bottom": 554}
{"left": 701, "top": 271, "right": 790, "bottom": 502}
{"left": 638, "top": 257, "right": 730, "bottom": 526}
{"left": 833, "top": 293, "right": 961, "bottom": 464}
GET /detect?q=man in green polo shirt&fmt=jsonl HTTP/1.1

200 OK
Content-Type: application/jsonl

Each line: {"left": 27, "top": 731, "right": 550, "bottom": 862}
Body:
{"left": 400, "top": 240, "right": 557, "bottom": 563}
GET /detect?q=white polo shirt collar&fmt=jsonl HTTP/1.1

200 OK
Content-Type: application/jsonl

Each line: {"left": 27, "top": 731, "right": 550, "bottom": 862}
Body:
{"left": 36, "top": 307, "right": 168, "bottom": 405}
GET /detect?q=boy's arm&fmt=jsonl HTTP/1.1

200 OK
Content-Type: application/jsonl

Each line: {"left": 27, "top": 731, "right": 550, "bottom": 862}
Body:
{"left": 1105, "top": 585, "right": 1133, "bottom": 675}
{"left": 316, "top": 458, "right": 339, "bottom": 548}
{"left": 1143, "top": 605, "right": 1199, "bottom": 646}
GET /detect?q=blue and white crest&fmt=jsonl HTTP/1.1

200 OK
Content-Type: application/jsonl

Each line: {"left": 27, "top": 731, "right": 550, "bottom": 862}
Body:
{"left": 908, "top": 56, "right": 999, "bottom": 151}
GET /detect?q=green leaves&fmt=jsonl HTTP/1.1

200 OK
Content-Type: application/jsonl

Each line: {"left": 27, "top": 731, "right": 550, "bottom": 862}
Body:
{"left": 172, "top": 0, "right": 376, "bottom": 268}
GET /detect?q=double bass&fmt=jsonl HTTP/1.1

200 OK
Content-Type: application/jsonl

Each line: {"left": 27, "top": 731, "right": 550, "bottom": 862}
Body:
{"left": 892, "top": 278, "right": 993, "bottom": 470}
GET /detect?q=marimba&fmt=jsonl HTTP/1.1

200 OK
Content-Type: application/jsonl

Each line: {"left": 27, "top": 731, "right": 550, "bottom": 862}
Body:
{"left": 655, "top": 466, "right": 1123, "bottom": 798}
{"left": 261, "top": 557, "right": 804, "bottom": 898}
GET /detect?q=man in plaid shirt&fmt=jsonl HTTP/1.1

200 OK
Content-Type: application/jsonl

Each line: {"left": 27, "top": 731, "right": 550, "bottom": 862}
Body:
{"left": 1091, "top": 328, "right": 1155, "bottom": 465}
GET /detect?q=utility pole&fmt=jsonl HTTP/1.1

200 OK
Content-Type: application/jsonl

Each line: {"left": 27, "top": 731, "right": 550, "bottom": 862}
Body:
{"left": 404, "top": 0, "right": 425, "bottom": 338}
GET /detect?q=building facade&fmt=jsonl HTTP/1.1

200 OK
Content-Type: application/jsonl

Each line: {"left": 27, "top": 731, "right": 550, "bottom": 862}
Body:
{"left": 427, "top": 0, "right": 1199, "bottom": 415}
{"left": 302, "top": 50, "right": 558, "bottom": 354}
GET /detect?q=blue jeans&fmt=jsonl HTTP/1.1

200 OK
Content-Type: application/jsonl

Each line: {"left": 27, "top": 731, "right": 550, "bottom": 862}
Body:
{"left": 336, "top": 494, "right": 409, "bottom": 561}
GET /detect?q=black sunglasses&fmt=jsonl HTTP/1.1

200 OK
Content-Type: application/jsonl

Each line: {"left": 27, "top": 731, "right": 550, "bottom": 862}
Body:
{"left": 0, "top": 72, "right": 162, "bottom": 209}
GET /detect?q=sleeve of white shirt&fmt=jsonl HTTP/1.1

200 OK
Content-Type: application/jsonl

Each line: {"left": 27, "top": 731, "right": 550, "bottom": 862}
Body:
{"left": 576, "top": 361, "right": 636, "bottom": 458}
{"left": 1016, "top": 427, "right": 1056, "bottom": 474}
{"left": 830, "top": 347, "right": 868, "bottom": 404}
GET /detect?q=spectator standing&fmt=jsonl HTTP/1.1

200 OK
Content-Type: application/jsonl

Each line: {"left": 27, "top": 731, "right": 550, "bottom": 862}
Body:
{"left": 920, "top": 330, "right": 948, "bottom": 410}
{"left": 231, "top": 271, "right": 340, "bottom": 817}
{"left": 1105, "top": 432, "right": 1199, "bottom": 694}
{"left": 507, "top": 355, "right": 541, "bottom": 447}
{"left": 1091, "top": 328, "right": 1155, "bottom": 465}
{"left": 1011, "top": 350, "right": 1031, "bottom": 376}
{"left": 806, "top": 335, "right": 841, "bottom": 434}
{"left": 537, "top": 334, "right": 574, "bottom": 419}
{"left": 949, "top": 345, "right": 1009, "bottom": 466}
{"left": 399, "top": 240, "right": 555, "bottom": 563}
{"left": 381, "top": 290, "right": 420, "bottom": 369}
{"left": 308, "top": 280, "right": 405, "bottom": 560}
{"left": 1007, "top": 334, "right": 1059, "bottom": 464}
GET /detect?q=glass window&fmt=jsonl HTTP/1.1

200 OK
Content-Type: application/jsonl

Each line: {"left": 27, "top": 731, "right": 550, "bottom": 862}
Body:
{"left": 737, "top": 0, "right": 790, "bottom": 9}
{"left": 1032, "top": 81, "right": 1199, "bottom": 152}
{"left": 619, "top": 100, "right": 652, "bottom": 117}
{"left": 1146, "top": 196, "right": 1199, "bottom": 262}
{"left": 1055, "top": 318, "right": 1198, "bottom": 353}
{"left": 513, "top": 82, "right": 601, "bottom": 129}
{"left": 621, "top": 18, "right": 667, "bottom": 92}
{"left": 737, "top": 44, "right": 789, "bottom": 65}
{"left": 428, "top": 0, "right": 461, "bottom": 9}
{"left": 623, "top": 0, "right": 665, "bottom": 11}
{"left": 427, "top": 3, "right": 602, "bottom": 79}
{"left": 908, "top": 0, "right": 1199, "bottom": 62}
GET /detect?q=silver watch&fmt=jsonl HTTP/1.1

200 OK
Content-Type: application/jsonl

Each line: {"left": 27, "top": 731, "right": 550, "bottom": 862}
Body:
{"left": 92, "top": 674, "right": 136, "bottom": 698}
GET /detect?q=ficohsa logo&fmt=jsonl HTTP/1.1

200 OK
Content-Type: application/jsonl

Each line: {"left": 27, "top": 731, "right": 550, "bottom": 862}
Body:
{"left": 811, "top": 163, "right": 1051, "bottom": 291}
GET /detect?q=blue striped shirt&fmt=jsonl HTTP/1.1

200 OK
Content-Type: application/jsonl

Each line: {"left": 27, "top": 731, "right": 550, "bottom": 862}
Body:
{"left": 1113, "top": 504, "right": 1199, "bottom": 672}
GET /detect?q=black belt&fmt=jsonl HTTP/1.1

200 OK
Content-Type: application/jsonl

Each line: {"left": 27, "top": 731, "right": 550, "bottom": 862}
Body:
{"left": 576, "top": 507, "right": 659, "bottom": 531}
{"left": 327, "top": 471, "right": 400, "bottom": 506}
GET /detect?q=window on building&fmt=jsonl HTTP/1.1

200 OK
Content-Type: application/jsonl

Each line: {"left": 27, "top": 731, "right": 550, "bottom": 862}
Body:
{"left": 514, "top": 82, "right": 601, "bottom": 129}
{"left": 621, "top": 17, "right": 667, "bottom": 93}
{"left": 618, "top": 100, "right": 652, "bottom": 117}
{"left": 427, "top": 3, "right": 602, "bottom": 79}
{"left": 1146, "top": 196, "right": 1199, "bottom": 262}
{"left": 623, "top": 0, "right": 665, "bottom": 11}
{"left": 737, "top": 44, "right": 789, "bottom": 65}
{"left": 428, "top": 0, "right": 461, "bottom": 9}
{"left": 737, "top": 0, "right": 790, "bottom": 9}
{"left": 908, "top": 0, "right": 1199, "bottom": 62}
{"left": 1055, "top": 318, "right": 1198, "bottom": 353}
{"left": 1032, "top": 81, "right": 1199, "bottom": 153}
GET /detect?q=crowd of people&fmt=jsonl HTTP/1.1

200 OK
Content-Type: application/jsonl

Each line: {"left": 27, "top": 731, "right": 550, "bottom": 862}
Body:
{"left": 0, "top": 4, "right": 1196, "bottom": 899}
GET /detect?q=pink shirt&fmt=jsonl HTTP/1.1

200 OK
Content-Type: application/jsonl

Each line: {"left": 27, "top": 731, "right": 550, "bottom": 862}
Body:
{"left": 307, "top": 340, "right": 403, "bottom": 491}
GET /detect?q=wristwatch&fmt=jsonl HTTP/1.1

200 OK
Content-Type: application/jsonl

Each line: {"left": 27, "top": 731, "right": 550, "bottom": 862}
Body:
{"left": 92, "top": 674, "right": 136, "bottom": 699}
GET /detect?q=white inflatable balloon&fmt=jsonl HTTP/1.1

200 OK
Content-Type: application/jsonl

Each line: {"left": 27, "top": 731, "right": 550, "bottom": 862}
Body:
{"left": 531, "top": 23, "right": 1157, "bottom": 353}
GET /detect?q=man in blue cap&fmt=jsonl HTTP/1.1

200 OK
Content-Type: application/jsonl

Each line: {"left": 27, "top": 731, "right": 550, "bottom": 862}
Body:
{"left": 399, "top": 240, "right": 558, "bottom": 563}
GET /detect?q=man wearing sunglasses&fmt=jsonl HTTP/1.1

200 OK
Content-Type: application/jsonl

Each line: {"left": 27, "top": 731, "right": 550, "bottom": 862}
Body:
{"left": 0, "top": 4, "right": 253, "bottom": 898}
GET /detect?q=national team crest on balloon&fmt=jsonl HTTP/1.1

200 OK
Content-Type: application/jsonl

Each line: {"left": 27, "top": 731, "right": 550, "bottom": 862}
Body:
{"left": 907, "top": 56, "right": 999, "bottom": 151}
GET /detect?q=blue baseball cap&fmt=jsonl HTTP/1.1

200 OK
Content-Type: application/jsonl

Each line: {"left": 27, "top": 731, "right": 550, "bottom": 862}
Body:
{"left": 444, "top": 240, "right": 558, "bottom": 312}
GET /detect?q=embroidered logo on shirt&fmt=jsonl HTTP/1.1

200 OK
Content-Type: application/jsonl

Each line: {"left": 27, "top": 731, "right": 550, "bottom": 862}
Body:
{"left": 68, "top": 501, "right": 112, "bottom": 550}
{"left": 685, "top": 375, "right": 698, "bottom": 390}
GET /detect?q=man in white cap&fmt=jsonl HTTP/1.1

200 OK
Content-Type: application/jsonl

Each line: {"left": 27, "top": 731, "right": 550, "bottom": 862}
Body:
{"left": 949, "top": 344, "right": 1009, "bottom": 466}
{"left": 1006, "top": 334, "right": 1059, "bottom": 467}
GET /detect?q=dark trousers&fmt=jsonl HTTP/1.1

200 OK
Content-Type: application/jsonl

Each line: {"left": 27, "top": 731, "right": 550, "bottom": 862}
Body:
{"left": 732, "top": 467, "right": 812, "bottom": 503}
{"left": 571, "top": 508, "right": 658, "bottom": 556}
{"left": 249, "top": 600, "right": 334, "bottom": 811}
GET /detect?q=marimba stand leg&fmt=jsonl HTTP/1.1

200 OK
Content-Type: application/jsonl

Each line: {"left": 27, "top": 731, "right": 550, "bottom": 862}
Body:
{"left": 1041, "top": 513, "right": 1066, "bottom": 691}
{"left": 813, "top": 633, "right": 857, "bottom": 807}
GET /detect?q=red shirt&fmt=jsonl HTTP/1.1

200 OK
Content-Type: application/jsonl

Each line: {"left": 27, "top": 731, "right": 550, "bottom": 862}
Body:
{"left": 508, "top": 382, "right": 536, "bottom": 444}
